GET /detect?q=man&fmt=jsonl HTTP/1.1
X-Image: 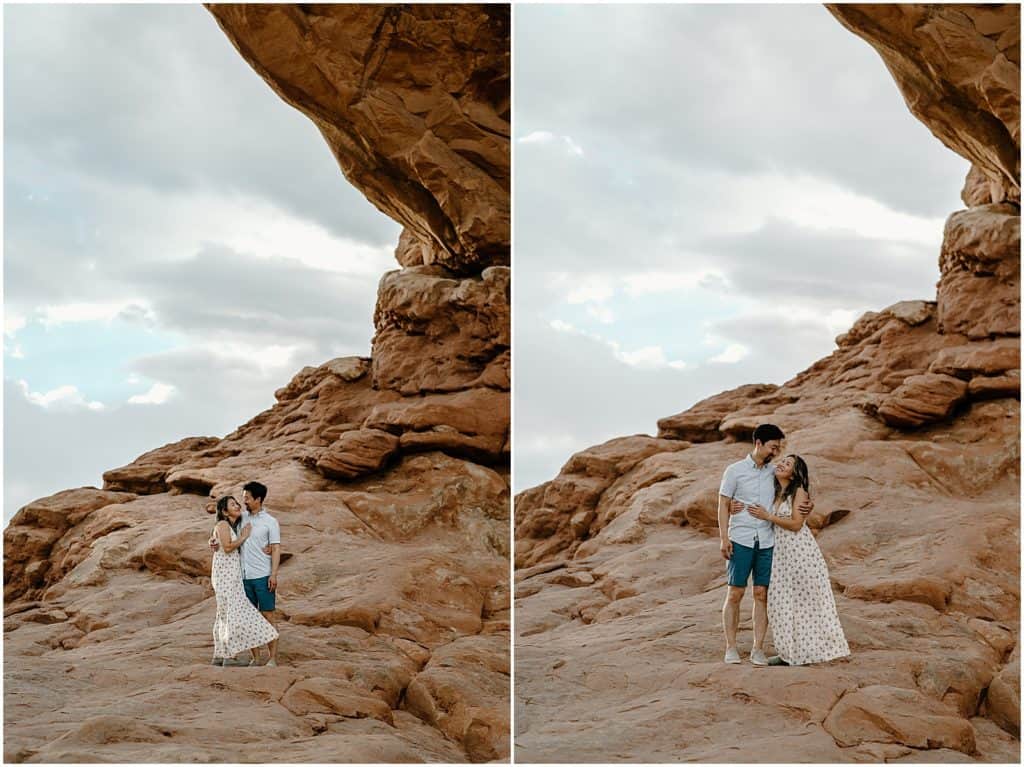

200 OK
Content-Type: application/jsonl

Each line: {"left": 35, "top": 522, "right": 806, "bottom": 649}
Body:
{"left": 237, "top": 481, "right": 281, "bottom": 666}
{"left": 718, "top": 424, "right": 811, "bottom": 666}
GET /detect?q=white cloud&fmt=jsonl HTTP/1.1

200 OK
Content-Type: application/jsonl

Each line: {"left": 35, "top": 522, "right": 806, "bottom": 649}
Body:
{"left": 623, "top": 270, "right": 718, "bottom": 297}
{"left": 38, "top": 300, "right": 149, "bottom": 328}
{"left": 518, "top": 130, "right": 556, "bottom": 144}
{"left": 17, "top": 379, "right": 105, "bottom": 411}
{"left": 127, "top": 382, "right": 176, "bottom": 405}
{"left": 727, "top": 172, "right": 945, "bottom": 247}
{"left": 586, "top": 304, "right": 615, "bottom": 324}
{"left": 617, "top": 345, "right": 668, "bottom": 368}
{"left": 192, "top": 341, "right": 301, "bottom": 374}
{"left": 563, "top": 136, "right": 585, "bottom": 157}
{"left": 566, "top": 276, "right": 614, "bottom": 305}
{"left": 709, "top": 343, "right": 751, "bottom": 364}
{"left": 517, "top": 130, "right": 585, "bottom": 157}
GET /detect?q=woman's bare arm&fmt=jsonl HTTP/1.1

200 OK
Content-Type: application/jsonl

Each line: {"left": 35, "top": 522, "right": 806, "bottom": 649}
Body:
{"left": 215, "top": 521, "right": 249, "bottom": 553}
{"left": 773, "top": 488, "right": 809, "bottom": 532}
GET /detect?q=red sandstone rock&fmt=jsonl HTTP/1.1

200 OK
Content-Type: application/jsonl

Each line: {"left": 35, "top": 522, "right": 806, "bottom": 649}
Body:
{"left": 404, "top": 634, "right": 510, "bottom": 762}
{"left": 364, "top": 388, "right": 509, "bottom": 461}
{"left": 823, "top": 686, "right": 977, "bottom": 753}
{"left": 930, "top": 338, "right": 1021, "bottom": 379}
{"left": 969, "top": 370, "right": 1021, "bottom": 400}
{"left": 985, "top": 646, "right": 1020, "bottom": 738}
{"left": 102, "top": 437, "right": 222, "bottom": 494}
{"left": 937, "top": 204, "right": 1020, "bottom": 339}
{"left": 316, "top": 428, "right": 400, "bottom": 480}
{"left": 656, "top": 384, "right": 780, "bottom": 442}
{"left": 876, "top": 373, "right": 969, "bottom": 428}
{"left": 372, "top": 265, "right": 510, "bottom": 394}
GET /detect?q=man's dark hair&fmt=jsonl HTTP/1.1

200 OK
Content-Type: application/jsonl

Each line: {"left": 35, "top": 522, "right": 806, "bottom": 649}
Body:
{"left": 216, "top": 496, "right": 241, "bottom": 531}
{"left": 753, "top": 423, "right": 785, "bottom": 445}
{"left": 243, "top": 481, "right": 268, "bottom": 504}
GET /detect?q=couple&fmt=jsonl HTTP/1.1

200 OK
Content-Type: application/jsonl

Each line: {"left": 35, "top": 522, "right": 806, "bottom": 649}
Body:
{"left": 718, "top": 423, "right": 849, "bottom": 667}
{"left": 205, "top": 481, "right": 282, "bottom": 667}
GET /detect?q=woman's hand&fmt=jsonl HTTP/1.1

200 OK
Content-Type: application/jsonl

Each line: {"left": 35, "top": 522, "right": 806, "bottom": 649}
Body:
{"left": 746, "top": 504, "right": 771, "bottom": 520}
{"left": 239, "top": 523, "right": 252, "bottom": 540}
{"left": 729, "top": 499, "right": 745, "bottom": 515}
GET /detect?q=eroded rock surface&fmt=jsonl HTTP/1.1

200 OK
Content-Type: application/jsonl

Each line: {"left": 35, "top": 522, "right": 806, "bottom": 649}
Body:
{"left": 5, "top": 3, "right": 509, "bottom": 763}
{"left": 516, "top": 5, "right": 1019, "bottom": 762}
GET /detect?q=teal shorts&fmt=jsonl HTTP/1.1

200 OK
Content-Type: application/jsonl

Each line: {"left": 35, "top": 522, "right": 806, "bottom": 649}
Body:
{"left": 727, "top": 541, "right": 773, "bottom": 587}
{"left": 243, "top": 576, "right": 276, "bottom": 611}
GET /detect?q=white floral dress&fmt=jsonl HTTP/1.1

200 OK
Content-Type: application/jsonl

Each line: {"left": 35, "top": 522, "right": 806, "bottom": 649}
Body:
{"left": 768, "top": 497, "right": 850, "bottom": 665}
{"left": 211, "top": 524, "right": 278, "bottom": 659}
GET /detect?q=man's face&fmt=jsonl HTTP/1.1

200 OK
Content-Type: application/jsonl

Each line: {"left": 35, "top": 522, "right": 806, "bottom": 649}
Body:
{"left": 757, "top": 439, "right": 782, "bottom": 461}
{"left": 243, "top": 490, "right": 257, "bottom": 512}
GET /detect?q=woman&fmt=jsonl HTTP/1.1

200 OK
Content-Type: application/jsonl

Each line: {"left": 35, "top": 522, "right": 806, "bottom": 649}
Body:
{"left": 746, "top": 455, "right": 849, "bottom": 666}
{"left": 211, "top": 496, "right": 279, "bottom": 666}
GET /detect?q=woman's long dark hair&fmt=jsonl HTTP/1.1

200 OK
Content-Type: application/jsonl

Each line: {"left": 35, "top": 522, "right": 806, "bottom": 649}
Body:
{"left": 774, "top": 454, "right": 810, "bottom": 507}
{"left": 215, "top": 496, "right": 241, "bottom": 532}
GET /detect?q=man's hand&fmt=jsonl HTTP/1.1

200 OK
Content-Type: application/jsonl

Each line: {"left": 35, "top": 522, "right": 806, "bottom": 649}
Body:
{"left": 268, "top": 575, "right": 277, "bottom": 592}
{"left": 262, "top": 545, "right": 272, "bottom": 555}
{"left": 746, "top": 504, "right": 771, "bottom": 521}
{"left": 729, "top": 499, "right": 745, "bottom": 515}
{"left": 719, "top": 539, "right": 733, "bottom": 560}
{"left": 209, "top": 536, "right": 219, "bottom": 552}
{"left": 797, "top": 497, "right": 815, "bottom": 518}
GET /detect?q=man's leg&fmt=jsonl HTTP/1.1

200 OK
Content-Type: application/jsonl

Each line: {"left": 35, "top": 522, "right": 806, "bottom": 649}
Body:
{"left": 751, "top": 544, "right": 773, "bottom": 656}
{"left": 751, "top": 585, "right": 768, "bottom": 651}
{"left": 262, "top": 610, "right": 278, "bottom": 662}
{"left": 723, "top": 540, "right": 753, "bottom": 658}
{"left": 723, "top": 586, "right": 745, "bottom": 650}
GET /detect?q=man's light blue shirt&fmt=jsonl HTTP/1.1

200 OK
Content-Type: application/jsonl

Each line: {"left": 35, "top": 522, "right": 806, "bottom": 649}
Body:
{"left": 719, "top": 454, "right": 776, "bottom": 548}
{"left": 239, "top": 508, "right": 281, "bottom": 580}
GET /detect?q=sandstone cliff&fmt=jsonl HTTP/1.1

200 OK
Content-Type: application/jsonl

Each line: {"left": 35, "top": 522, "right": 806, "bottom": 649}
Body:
{"left": 515, "top": 4, "right": 1019, "bottom": 762}
{"left": 4, "top": 5, "right": 509, "bottom": 763}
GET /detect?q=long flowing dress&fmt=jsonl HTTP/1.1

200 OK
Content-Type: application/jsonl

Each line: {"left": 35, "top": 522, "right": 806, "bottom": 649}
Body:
{"left": 211, "top": 524, "right": 279, "bottom": 659}
{"left": 768, "top": 497, "right": 850, "bottom": 665}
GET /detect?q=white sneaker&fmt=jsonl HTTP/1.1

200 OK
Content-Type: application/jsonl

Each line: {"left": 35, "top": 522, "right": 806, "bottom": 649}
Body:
{"left": 724, "top": 647, "right": 741, "bottom": 664}
{"left": 750, "top": 649, "right": 768, "bottom": 666}
{"left": 265, "top": 658, "right": 277, "bottom": 667}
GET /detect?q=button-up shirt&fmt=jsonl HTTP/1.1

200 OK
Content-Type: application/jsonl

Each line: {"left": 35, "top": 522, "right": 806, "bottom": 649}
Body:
{"left": 239, "top": 508, "right": 280, "bottom": 580}
{"left": 719, "top": 454, "right": 776, "bottom": 548}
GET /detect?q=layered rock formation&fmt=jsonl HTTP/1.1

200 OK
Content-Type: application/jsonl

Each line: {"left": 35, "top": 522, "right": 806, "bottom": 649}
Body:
{"left": 4, "top": 4, "right": 509, "bottom": 763}
{"left": 515, "top": 4, "right": 1019, "bottom": 762}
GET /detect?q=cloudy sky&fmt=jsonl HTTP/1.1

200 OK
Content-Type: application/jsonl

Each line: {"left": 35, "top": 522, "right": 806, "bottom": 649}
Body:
{"left": 513, "top": 3, "right": 969, "bottom": 492}
{"left": 4, "top": 4, "right": 400, "bottom": 523}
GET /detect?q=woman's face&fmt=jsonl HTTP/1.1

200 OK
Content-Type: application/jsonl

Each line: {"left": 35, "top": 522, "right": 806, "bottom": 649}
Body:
{"left": 774, "top": 455, "right": 795, "bottom": 481}
{"left": 225, "top": 498, "right": 242, "bottom": 522}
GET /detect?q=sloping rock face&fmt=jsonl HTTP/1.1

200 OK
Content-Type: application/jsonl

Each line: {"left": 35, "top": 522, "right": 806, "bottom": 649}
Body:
{"left": 515, "top": 5, "right": 1019, "bottom": 762}
{"left": 4, "top": 4, "right": 509, "bottom": 763}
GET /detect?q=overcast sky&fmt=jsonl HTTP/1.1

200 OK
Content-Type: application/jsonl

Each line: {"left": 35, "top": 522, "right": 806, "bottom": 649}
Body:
{"left": 513, "top": 3, "right": 969, "bottom": 493}
{"left": 4, "top": 4, "right": 401, "bottom": 523}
